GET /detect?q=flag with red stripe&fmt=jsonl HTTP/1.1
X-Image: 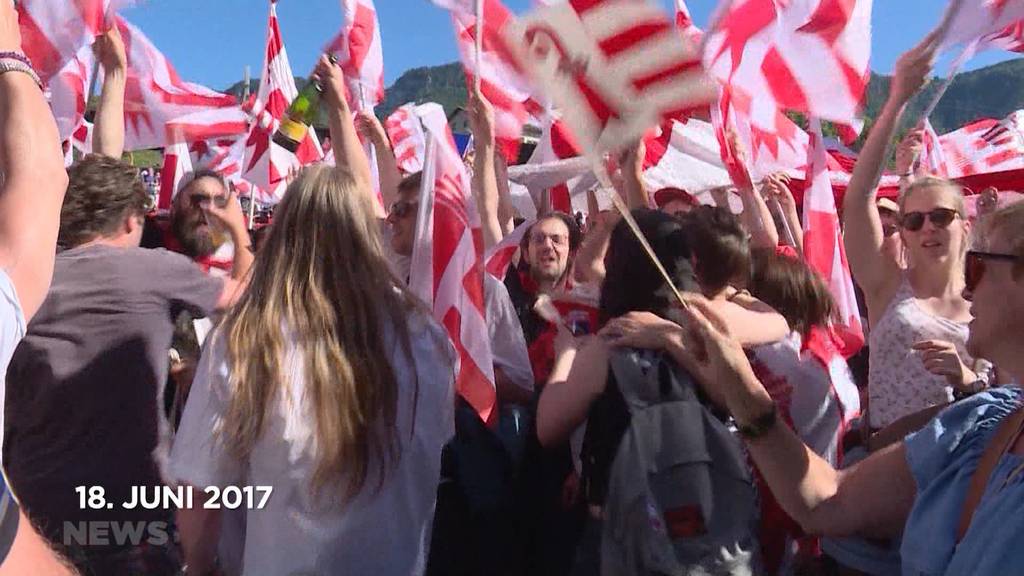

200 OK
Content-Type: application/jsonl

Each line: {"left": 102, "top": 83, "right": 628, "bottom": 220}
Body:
{"left": 242, "top": 1, "right": 325, "bottom": 204}
{"left": 704, "top": 0, "right": 873, "bottom": 131}
{"left": 939, "top": 111, "right": 1024, "bottom": 178}
{"left": 158, "top": 141, "right": 194, "bottom": 211}
{"left": 326, "top": 0, "right": 385, "bottom": 108}
{"left": 803, "top": 118, "right": 864, "bottom": 357}
{"left": 508, "top": 0, "right": 716, "bottom": 156}
{"left": 936, "top": 0, "right": 1024, "bottom": 54}
{"left": 921, "top": 119, "right": 950, "bottom": 178}
{"left": 409, "top": 103, "right": 497, "bottom": 425}
{"left": 385, "top": 104, "right": 429, "bottom": 175}
{"left": 17, "top": 0, "right": 133, "bottom": 84}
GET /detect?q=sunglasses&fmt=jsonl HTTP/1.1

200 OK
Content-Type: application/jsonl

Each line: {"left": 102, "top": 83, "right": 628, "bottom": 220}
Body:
{"left": 389, "top": 200, "right": 418, "bottom": 219}
{"left": 901, "top": 208, "right": 958, "bottom": 232}
{"left": 965, "top": 250, "right": 1021, "bottom": 293}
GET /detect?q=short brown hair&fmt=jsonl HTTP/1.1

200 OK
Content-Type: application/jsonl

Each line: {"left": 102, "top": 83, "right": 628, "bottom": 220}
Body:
{"left": 60, "top": 155, "right": 149, "bottom": 248}
{"left": 681, "top": 205, "right": 750, "bottom": 293}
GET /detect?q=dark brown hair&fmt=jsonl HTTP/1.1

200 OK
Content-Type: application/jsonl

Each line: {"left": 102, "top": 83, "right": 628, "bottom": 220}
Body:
{"left": 680, "top": 205, "right": 750, "bottom": 293}
{"left": 60, "top": 155, "right": 149, "bottom": 248}
{"left": 749, "top": 248, "right": 836, "bottom": 337}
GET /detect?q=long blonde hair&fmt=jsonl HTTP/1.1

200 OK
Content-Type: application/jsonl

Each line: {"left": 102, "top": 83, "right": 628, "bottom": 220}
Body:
{"left": 220, "top": 165, "right": 425, "bottom": 502}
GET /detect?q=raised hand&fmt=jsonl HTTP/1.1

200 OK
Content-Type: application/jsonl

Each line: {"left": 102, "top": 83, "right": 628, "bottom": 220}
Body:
{"left": 891, "top": 31, "right": 939, "bottom": 104}
{"left": 93, "top": 23, "right": 127, "bottom": 74}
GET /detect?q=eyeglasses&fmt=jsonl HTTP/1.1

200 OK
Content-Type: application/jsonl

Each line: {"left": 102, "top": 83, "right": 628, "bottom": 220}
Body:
{"left": 389, "top": 200, "right": 418, "bottom": 219}
{"left": 882, "top": 223, "right": 899, "bottom": 238}
{"left": 529, "top": 232, "right": 569, "bottom": 247}
{"left": 901, "top": 208, "right": 958, "bottom": 232}
{"left": 965, "top": 250, "right": 1022, "bottom": 293}
{"left": 188, "top": 192, "right": 228, "bottom": 209}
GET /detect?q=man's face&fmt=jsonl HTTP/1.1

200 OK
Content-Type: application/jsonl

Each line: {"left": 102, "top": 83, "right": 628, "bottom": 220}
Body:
{"left": 386, "top": 188, "right": 419, "bottom": 257}
{"left": 171, "top": 176, "right": 227, "bottom": 258}
{"left": 526, "top": 217, "right": 571, "bottom": 285}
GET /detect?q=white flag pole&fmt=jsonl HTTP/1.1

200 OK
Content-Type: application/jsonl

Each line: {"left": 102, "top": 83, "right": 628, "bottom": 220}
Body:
{"left": 474, "top": 0, "right": 484, "bottom": 93}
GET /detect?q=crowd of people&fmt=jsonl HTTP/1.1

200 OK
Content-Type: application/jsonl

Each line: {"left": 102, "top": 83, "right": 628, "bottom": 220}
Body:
{"left": 0, "top": 4, "right": 1022, "bottom": 576}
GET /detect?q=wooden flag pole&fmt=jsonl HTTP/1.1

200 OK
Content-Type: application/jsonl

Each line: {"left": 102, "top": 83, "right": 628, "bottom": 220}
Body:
{"left": 589, "top": 153, "right": 689, "bottom": 311}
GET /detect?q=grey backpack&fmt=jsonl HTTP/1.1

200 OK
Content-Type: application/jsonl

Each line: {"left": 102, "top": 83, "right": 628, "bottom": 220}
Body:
{"left": 600, "top": 348, "right": 761, "bottom": 576}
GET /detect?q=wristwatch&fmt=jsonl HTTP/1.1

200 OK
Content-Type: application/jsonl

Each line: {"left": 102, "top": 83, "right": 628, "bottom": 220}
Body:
{"left": 954, "top": 379, "right": 988, "bottom": 401}
{"left": 736, "top": 403, "right": 778, "bottom": 440}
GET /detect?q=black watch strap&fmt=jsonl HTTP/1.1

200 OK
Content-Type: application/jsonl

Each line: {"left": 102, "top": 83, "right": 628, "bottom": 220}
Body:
{"left": 737, "top": 403, "right": 778, "bottom": 440}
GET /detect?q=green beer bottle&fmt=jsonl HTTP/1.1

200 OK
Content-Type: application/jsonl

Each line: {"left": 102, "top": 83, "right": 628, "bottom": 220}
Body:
{"left": 272, "top": 55, "right": 337, "bottom": 153}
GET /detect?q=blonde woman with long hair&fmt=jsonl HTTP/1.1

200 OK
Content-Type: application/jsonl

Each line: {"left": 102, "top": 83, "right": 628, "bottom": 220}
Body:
{"left": 168, "top": 166, "right": 455, "bottom": 576}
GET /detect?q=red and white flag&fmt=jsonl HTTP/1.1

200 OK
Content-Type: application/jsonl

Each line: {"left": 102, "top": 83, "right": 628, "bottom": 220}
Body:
{"left": 113, "top": 17, "right": 248, "bottom": 150}
{"left": 939, "top": 111, "right": 1024, "bottom": 178}
{"left": 509, "top": 0, "right": 716, "bottom": 155}
{"left": 529, "top": 118, "right": 584, "bottom": 213}
{"left": 920, "top": 118, "right": 949, "bottom": 178}
{"left": 433, "top": 0, "right": 539, "bottom": 161}
{"left": 936, "top": 0, "right": 1024, "bottom": 53}
{"left": 704, "top": 0, "right": 873, "bottom": 130}
{"left": 802, "top": 118, "right": 863, "bottom": 357}
{"left": 385, "top": 104, "right": 429, "bottom": 175}
{"left": 675, "top": 0, "right": 704, "bottom": 47}
{"left": 484, "top": 218, "right": 533, "bottom": 282}
{"left": 17, "top": 0, "right": 133, "bottom": 84}
{"left": 982, "top": 19, "right": 1024, "bottom": 52}
{"left": 50, "top": 44, "right": 95, "bottom": 144}
{"left": 242, "top": 1, "right": 325, "bottom": 204}
{"left": 326, "top": 0, "right": 385, "bottom": 108}
{"left": 158, "top": 141, "right": 194, "bottom": 211}
{"left": 409, "top": 103, "right": 497, "bottom": 425}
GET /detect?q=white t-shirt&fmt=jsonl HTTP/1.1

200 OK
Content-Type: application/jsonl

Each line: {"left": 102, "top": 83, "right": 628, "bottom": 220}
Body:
{"left": 484, "top": 274, "right": 534, "bottom": 394}
{"left": 0, "top": 269, "right": 25, "bottom": 462}
{"left": 168, "top": 309, "right": 456, "bottom": 576}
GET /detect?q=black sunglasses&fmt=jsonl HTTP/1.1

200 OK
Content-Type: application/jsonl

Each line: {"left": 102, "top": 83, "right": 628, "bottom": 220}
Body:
{"left": 188, "top": 192, "right": 228, "bottom": 209}
{"left": 901, "top": 208, "right": 958, "bottom": 232}
{"left": 965, "top": 250, "right": 1021, "bottom": 293}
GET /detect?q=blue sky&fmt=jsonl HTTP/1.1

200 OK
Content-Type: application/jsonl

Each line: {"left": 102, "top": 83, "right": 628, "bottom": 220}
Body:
{"left": 122, "top": 0, "right": 1018, "bottom": 92}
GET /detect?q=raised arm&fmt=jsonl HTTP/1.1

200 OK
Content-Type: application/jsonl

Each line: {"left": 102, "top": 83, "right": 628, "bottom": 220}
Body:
{"left": 762, "top": 174, "right": 803, "bottom": 254}
{"left": 494, "top": 152, "right": 516, "bottom": 235}
{"left": 355, "top": 110, "right": 401, "bottom": 210}
{"left": 728, "top": 132, "right": 779, "bottom": 249}
{"left": 620, "top": 140, "right": 648, "bottom": 210}
{"left": 92, "top": 23, "right": 127, "bottom": 159}
{"left": 0, "top": 7, "right": 69, "bottom": 321}
{"left": 467, "top": 87, "right": 504, "bottom": 250}
{"left": 843, "top": 35, "right": 936, "bottom": 298}
{"left": 604, "top": 302, "right": 917, "bottom": 540}
{"left": 203, "top": 189, "right": 255, "bottom": 310}
{"left": 317, "top": 56, "right": 373, "bottom": 196}
{"left": 572, "top": 209, "right": 619, "bottom": 284}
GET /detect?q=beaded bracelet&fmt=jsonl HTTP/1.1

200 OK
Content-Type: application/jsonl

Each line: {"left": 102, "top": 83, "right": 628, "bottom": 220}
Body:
{"left": 0, "top": 51, "right": 33, "bottom": 68}
{"left": 0, "top": 58, "right": 43, "bottom": 89}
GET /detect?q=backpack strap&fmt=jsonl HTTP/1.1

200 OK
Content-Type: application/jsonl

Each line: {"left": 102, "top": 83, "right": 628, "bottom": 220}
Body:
{"left": 956, "top": 406, "right": 1024, "bottom": 543}
{"left": 608, "top": 348, "right": 698, "bottom": 413}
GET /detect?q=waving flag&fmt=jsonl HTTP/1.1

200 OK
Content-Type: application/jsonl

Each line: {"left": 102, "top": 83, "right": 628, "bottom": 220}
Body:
{"left": 704, "top": 0, "right": 873, "bottom": 130}
{"left": 508, "top": 0, "right": 716, "bottom": 156}
{"left": 939, "top": 111, "right": 1024, "bottom": 178}
{"left": 936, "top": 0, "right": 1024, "bottom": 54}
{"left": 158, "top": 141, "right": 195, "bottom": 210}
{"left": 242, "top": 1, "right": 325, "bottom": 204}
{"left": 982, "top": 19, "right": 1024, "bottom": 52}
{"left": 920, "top": 119, "right": 950, "bottom": 178}
{"left": 409, "top": 103, "right": 497, "bottom": 425}
{"left": 385, "top": 104, "right": 429, "bottom": 175}
{"left": 675, "top": 0, "right": 704, "bottom": 47}
{"left": 326, "top": 0, "right": 385, "bottom": 108}
{"left": 17, "top": 0, "right": 133, "bottom": 84}
{"left": 803, "top": 118, "right": 863, "bottom": 357}
{"left": 50, "top": 44, "right": 95, "bottom": 143}
{"left": 114, "top": 18, "right": 248, "bottom": 150}
{"left": 432, "top": 0, "right": 539, "bottom": 161}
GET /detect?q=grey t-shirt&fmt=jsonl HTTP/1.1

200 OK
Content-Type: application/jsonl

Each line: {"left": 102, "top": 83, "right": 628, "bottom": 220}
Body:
{"left": 3, "top": 244, "right": 223, "bottom": 545}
